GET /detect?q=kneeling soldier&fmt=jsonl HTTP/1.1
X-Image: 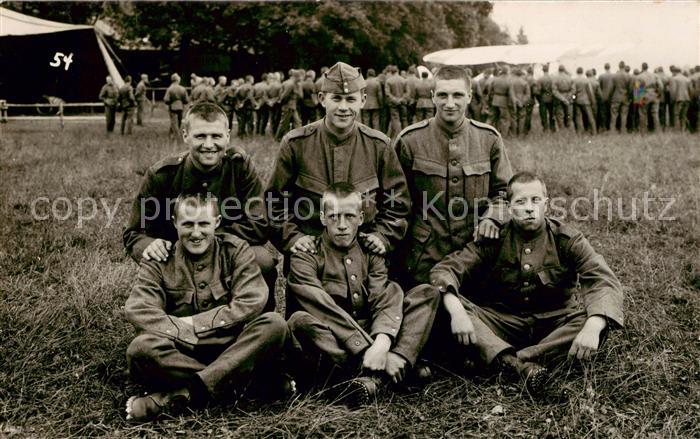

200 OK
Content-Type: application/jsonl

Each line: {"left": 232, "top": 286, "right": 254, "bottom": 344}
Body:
{"left": 124, "top": 193, "right": 288, "bottom": 422}
{"left": 430, "top": 172, "right": 624, "bottom": 395}
{"left": 287, "top": 183, "right": 438, "bottom": 405}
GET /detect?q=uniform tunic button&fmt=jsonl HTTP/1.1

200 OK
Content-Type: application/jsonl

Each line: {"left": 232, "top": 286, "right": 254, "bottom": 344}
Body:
{"left": 523, "top": 281, "right": 530, "bottom": 286}
{"left": 353, "top": 293, "right": 359, "bottom": 298}
{"left": 452, "top": 177, "right": 459, "bottom": 183}
{"left": 395, "top": 316, "right": 400, "bottom": 320}
{"left": 523, "top": 264, "right": 531, "bottom": 271}
{"left": 220, "top": 320, "right": 226, "bottom": 325}
{"left": 351, "top": 274, "right": 357, "bottom": 281}
{"left": 202, "top": 182, "right": 208, "bottom": 188}
{"left": 197, "top": 264, "right": 204, "bottom": 271}
{"left": 346, "top": 258, "right": 352, "bottom": 265}
{"left": 355, "top": 341, "right": 361, "bottom": 346}
{"left": 451, "top": 160, "right": 459, "bottom": 166}
{"left": 524, "top": 248, "right": 532, "bottom": 254}
{"left": 199, "top": 282, "right": 207, "bottom": 288}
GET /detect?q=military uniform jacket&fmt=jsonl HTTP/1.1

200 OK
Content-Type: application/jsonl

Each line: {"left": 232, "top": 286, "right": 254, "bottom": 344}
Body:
{"left": 266, "top": 119, "right": 410, "bottom": 254}
{"left": 125, "top": 234, "right": 268, "bottom": 347}
{"left": 669, "top": 75, "right": 691, "bottom": 102}
{"left": 536, "top": 74, "right": 554, "bottom": 104}
{"left": 430, "top": 218, "right": 624, "bottom": 326}
{"left": 490, "top": 76, "right": 514, "bottom": 107}
{"left": 98, "top": 83, "right": 119, "bottom": 107}
{"left": 191, "top": 84, "right": 216, "bottom": 104}
{"left": 511, "top": 77, "right": 530, "bottom": 107}
{"left": 278, "top": 79, "right": 298, "bottom": 109}
{"left": 214, "top": 84, "right": 232, "bottom": 110}
{"left": 552, "top": 74, "right": 574, "bottom": 104}
{"left": 164, "top": 84, "right": 189, "bottom": 111}
{"left": 287, "top": 233, "right": 404, "bottom": 355}
{"left": 636, "top": 71, "right": 662, "bottom": 103}
{"left": 118, "top": 84, "right": 136, "bottom": 109}
{"left": 364, "top": 77, "right": 384, "bottom": 110}
{"left": 135, "top": 81, "right": 148, "bottom": 101}
{"left": 598, "top": 72, "right": 614, "bottom": 101}
{"left": 123, "top": 148, "right": 269, "bottom": 262}
{"left": 265, "top": 81, "right": 282, "bottom": 106}
{"left": 385, "top": 75, "right": 406, "bottom": 107}
{"left": 610, "top": 70, "right": 632, "bottom": 103}
{"left": 394, "top": 117, "right": 512, "bottom": 285}
{"left": 573, "top": 76, "right": 594, "bottom": 105}
{"left": 414, "top": 79, "right": 435, "bottom": 109}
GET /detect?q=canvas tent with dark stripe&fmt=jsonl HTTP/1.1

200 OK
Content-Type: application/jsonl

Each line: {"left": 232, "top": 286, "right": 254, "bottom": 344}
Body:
{"left": 0, "top": 7, "right": 123, "bottom": 104}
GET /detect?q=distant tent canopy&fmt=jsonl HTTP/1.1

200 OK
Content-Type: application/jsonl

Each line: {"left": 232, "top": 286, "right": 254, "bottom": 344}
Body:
{"left": 0, "top": 7, "right": 124, "bottom": 104}
{"left": 423, "top": 43, "right": 635, "bottom": 76}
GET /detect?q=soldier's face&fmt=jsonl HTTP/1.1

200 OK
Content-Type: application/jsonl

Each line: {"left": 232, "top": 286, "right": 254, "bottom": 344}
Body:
{"left": 433, "top": 79, "right": 471, "bottom": 125}
{"left": 183, "top": 116, "right": 229, "bottom": 171}
{"left": 320, "top": 194, "right": 364, "bottom": 249}
{"left": 174, "top": 202, "right": 221, "bottom": 256}
{"left": 320, "top": 91, "right": 366, "bottom": 132}
{"left": 508, "top": 181, "right": 548, "bottom": 233}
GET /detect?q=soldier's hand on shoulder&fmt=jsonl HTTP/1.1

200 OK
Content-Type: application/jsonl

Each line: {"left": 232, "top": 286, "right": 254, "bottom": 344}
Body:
{"left": 142, "top": 239, "right": 173, "bottom": 262}
{"left": 474, "top": 218, "right": 500, "bottom": 242}
{"left": 290, "top": 235, "right": 316, "bottom": 254}
{"left": 359, "top": 232, "right": 386, "bottom": 255}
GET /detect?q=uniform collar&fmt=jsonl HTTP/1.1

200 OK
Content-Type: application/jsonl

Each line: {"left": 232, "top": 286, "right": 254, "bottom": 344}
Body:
{"left": 434, "top": 114, "right": 467, "bottom": 137}
{"left": 321, "top": 231, "right": 360, "bottom": 256}
{"left": 322, "top": 117, "right": 358, "bottom": 145}
{"left": 184, "top": 153, "right": 223, "bottom": 177}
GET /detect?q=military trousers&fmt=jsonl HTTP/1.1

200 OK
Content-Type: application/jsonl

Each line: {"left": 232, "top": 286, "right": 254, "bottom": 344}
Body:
{"left": 121, "top": 107, "right": 135, "bottom": 135}
{"left": 275, "top": 106, "right": 301, "bottom": 141}
{"left": 387, "top": 106, "right": 403, "bottom": 139}
{"left": 610, "top": 100, "right": 629, "bottom": 132}
{"left": 574, "top": 103, "right": 597, "bottom": 135}
{"left": 639, "top": 100, "right": 660, "bottom": 133}
{"left": 673, "top": 101, "right": 689, "bottom": 131}
{"left": 287, "top": 284, "right": 440, "bottom": 379}
{"left": 256, "top": 106, "right": 270, "bottom": 135}
{"left": 300, "top": 105, "right": 317, "bottom": 126}
{"left": 414, "top": 107, "right": 434, "bottom": 123}
{"left": 168, "top": 110, "right": 183, "bottom": 138}
{"left": 512, "top": 104, "right": 528, "bottom": 136}
{"left": 136, "top": 100, "right": 147, "bottom": 126}
{"left": 554, "top": 100, "right": 573, "bottom": 131}
{"left": 524, "top": 103, "right": 534, "bottom": 134}
{"left": 489, "top": 104, "right": 511, "bottom": 136}
{"left": 538, "top": 101, "right": 555, "bottom": 132}
{"left": 127, "top": 312, "right": 288, "bottom": 399}
{"left": 465, "top": 302, "right": 588, "bottom": 365}
{"left": 361, "top": 109, "right": 382, "bottom": 130}
{"left": 104, "top": 105, "right": 116, "bottom": 133}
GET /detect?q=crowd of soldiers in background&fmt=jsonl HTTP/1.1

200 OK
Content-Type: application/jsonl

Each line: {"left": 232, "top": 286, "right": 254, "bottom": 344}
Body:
{"left": 102, "top": 61, "right": 700, "bottom": 138}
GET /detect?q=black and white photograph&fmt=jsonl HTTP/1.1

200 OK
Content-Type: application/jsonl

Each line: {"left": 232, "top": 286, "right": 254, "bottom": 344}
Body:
{"left": 0, "top": 0, "right": 698, "bottom": 437}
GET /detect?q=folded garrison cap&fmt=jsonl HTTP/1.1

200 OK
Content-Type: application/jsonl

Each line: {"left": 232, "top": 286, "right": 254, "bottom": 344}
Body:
{"left": 321, "top": 61, "right": 366, "bottom": 94}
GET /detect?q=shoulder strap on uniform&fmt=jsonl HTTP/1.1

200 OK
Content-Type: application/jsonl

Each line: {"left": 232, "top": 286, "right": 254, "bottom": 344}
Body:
{"left": 284, "top": 121, "right": 320, "bottom": 142}
{"left": 358, "top": 124, "right": 391, "bottom": 143}
{"left": 469, "top": 119, "right": 501, "bottom": 136}
{"left": 225, "top": 144, "right": 248, "bottom": 161}
{"left": 148, "top": 151, "right": 188, "bottom": 174}
{"left": 396, "top": 118, "right": 430, "bottom": 139}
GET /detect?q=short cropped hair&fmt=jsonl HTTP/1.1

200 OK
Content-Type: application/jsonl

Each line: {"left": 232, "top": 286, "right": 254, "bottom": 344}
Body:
{"left": 173, "top": 193, "right": 220, "bottom": 220}
{"left": 506, "top": 171, "right": 548, "bottom": 201}
{"left": 321, "top": 182, "right": 362, "bottom": 212}
{"left": 434, "top": 65, "right": 471, "bottom": 88}
{"left": 183, "top": 102, "right": 229, "bottom": 131}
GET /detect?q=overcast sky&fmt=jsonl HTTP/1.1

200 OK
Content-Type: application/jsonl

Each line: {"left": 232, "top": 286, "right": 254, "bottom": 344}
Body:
{"left": 491, "top": 1, "right": 700, "bottom": 68}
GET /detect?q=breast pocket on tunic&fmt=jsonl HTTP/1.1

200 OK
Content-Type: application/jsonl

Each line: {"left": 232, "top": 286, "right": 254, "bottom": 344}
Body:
{"left": 165, "top": 288, "right": 194, "bottom": 316}
{"left": 353, "top": 175, "right": 380, "bottom": 222}
{"left": 462, "top": 160, "right": 492, "bottom": 207}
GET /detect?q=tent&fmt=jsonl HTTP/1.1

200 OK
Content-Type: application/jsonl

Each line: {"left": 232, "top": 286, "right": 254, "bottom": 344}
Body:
{"left": 423, "top": 43, "right": 636, "bottom": 76}
{"left": 0, "top": 7, "right": 124, "bottom": 104}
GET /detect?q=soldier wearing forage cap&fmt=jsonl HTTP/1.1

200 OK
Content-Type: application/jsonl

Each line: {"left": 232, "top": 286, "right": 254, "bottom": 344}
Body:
{"left": 266, "top": 62, "right": 419, "bottom": 327}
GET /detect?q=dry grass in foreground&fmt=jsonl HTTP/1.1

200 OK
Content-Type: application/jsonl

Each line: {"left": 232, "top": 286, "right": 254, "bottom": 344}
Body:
{"left": 0, "top": 118, "right": 699, "bottom": 438}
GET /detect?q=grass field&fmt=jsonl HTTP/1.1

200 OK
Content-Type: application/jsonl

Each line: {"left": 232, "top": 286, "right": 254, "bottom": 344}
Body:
{"left": 1, "top": 116, "right": 699, "bottom": 438}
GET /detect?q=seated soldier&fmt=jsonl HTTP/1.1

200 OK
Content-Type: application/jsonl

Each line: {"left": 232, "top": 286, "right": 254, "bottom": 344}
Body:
{"left": 286, "top": 183, "right": 438, "bottom": 406}
{"left": 124, "top": 193, "right": 289, "bottom": 422}
{"left": 430, "top": 171, "right": 624, "bottom": 395}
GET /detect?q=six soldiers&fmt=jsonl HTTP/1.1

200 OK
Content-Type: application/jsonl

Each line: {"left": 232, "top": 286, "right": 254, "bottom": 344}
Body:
{"left": 118, "top": 57, "right": 700, "bottom": 422}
